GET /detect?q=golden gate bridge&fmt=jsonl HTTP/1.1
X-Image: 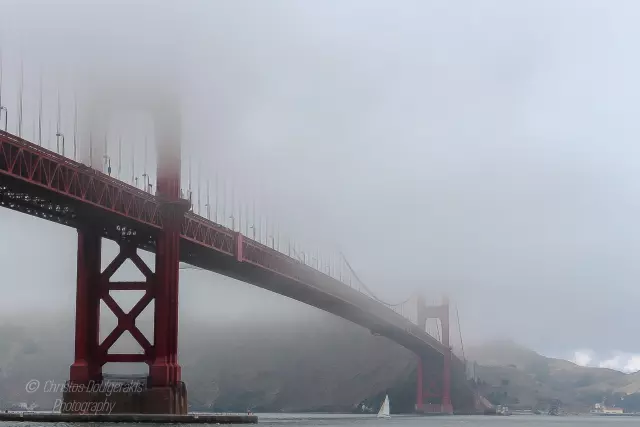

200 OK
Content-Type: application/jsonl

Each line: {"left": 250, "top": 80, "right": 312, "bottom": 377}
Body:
{"left": 0, "top": 49, "right": 485, "bottom": 416}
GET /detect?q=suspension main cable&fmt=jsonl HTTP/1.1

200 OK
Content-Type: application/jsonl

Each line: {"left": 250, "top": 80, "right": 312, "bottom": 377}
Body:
{"left": 340, "top": 252, "right": 414, "bottom": 307}
{"left": 456, "top": 304, "right": 466, "bottom": 362}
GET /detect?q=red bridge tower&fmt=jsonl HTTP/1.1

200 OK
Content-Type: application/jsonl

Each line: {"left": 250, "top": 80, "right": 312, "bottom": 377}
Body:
{"left": 64, "top": 106, "right": 189, "bottom": 414}
{"left": 415, "top": 296, "right": 453, "bottom": 415}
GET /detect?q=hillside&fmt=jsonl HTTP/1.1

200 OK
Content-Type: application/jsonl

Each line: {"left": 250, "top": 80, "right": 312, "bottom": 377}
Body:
{"left": 0, "top": 312, "right": 419, "bottom": 412}
{"left": 466, "top": 340, "right": 640, "bottom": 412}
{"left": 14, "top": 315, "right": 637, "bottom": 413}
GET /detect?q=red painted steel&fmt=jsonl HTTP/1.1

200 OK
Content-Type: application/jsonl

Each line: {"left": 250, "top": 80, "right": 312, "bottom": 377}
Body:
{"left": 416, "top": 297, "right": 453, "bottom": 414}
{"left": 0, "top": 130, "right": 161, "bottom": 228}
{"left": 441, "top": 298, "right": 453, "bottom": 414}
{"left": 182, "top": 212, "right": 236, "bottom": 256}
{"left": 423, "top": 377, "right": 441, "bottom": 399}
{"left": 151, "top": 201, "right": 187, "bottom": 386}
{"left": 150, "top": 125, "right": 187, "bottom": 389}
{"left": 69, "top": 229, "right": 101, "bottom": 383}
{"left": 69, "top": 233, "right": 156, "bottom": 383}
{"left": 1, "top": 130, "right": 466, "bottom": 412}
{"left": 416, "top": 356, "right": 423, "bottom": 412}
{"left": 98, "top": 242, "right": 155, "bottom": 366}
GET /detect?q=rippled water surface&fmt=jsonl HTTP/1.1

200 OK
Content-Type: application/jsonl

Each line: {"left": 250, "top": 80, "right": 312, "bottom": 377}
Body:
{"left": 258, "top": 414, "right": 640, "bottom": 426}
{"left": 1, "top": 413, "right": 636, "bottom": 426}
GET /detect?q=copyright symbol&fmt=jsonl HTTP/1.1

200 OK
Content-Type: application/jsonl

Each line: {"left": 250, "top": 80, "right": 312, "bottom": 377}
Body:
{"left": 25, "top": 379, "right": 40, "bottom": 393}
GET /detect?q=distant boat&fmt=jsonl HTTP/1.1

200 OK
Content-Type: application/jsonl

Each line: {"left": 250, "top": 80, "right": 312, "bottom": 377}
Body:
{"left": 377, "top": 395, "right": 390, "bottom": 418}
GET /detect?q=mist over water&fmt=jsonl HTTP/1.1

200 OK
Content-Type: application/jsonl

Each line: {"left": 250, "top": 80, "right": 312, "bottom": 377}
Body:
{"left": 1, "top": 0, "right": 640, "bottom": 370}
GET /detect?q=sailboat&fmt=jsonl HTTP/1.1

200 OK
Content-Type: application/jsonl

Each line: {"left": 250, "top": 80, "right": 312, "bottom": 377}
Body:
{"left": 377, "top": 394, "right": 390, "bottom": 418}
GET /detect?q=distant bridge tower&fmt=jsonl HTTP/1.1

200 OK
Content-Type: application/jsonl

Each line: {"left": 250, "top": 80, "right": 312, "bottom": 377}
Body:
{"left": 415, "top": 296, "right": 453, "bottom": 415}
{"left": 65, "top": 67, "right": 190, "bottom": 414}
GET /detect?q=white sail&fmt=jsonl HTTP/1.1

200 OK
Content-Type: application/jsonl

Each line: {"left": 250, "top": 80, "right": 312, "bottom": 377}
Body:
{"left": 377, "top": 395, "right": 390, "bottom": 418}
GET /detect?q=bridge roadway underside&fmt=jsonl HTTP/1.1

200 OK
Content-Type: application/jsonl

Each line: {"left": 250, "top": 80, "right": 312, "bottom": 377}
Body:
{"left": 0, "top": 171, "right": 446, "bottom": 359}
{"left": 0, "top": 166, "right": 475, "bottom": 411}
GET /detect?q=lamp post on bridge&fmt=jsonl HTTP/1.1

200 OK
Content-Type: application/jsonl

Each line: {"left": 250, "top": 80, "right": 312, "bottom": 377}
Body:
{"left": 0, "top": 106, "right": 6, "bottom": 132}
{"left": 205, "top": 179, "right": 211, "bottom": 220}
{"left": 142, "top": 136, "right": 148, "bottom": 191}
{"left": 248, "top": 200, "right": 256, "bottom": 239}
{"left": 118, "top": 137, "right": 122, "bottom": 180}
{"left": 103, "top": 154, "right": 112, "bottom": 176}
{"left": 73, "top": 96, "right": 77, "bottom": 160}
{"left": 56, "top": 133, "right": 65, "bottom": 157}
{"left": 56, "top": 90, "right": 62, "bottom": 153}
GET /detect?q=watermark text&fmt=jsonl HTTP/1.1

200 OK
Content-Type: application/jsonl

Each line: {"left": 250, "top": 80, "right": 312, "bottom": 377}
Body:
{"left": 53, "top": 398, "right": 116, "bottom": 414}
{"left": 25, "top": 379, "right": 144, "bottom": 396}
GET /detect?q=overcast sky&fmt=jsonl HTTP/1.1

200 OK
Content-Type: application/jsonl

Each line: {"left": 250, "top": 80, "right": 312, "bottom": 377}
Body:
{"left": 2, "top": 0, "right": 640, "bottom": 371}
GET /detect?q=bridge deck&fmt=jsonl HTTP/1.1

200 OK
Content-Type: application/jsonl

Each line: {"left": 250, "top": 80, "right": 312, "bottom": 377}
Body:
{"left": 0, "top": 130, "right": 450, "bottom": 360}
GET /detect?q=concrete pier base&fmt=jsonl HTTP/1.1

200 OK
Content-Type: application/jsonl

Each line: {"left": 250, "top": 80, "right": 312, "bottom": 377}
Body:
{"left": 415, "top": 403, "right": 454, "bottom": 415}
{"left": 61, "top": 381, "right": 187, "bottom": 415}
{"left": 0, "top": 412, "right": 257, "bottom": 424}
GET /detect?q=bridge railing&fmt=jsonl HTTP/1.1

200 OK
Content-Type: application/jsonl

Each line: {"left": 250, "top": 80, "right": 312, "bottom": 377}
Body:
{"left": 2, "top": 128, "right": 445, "bottom": 353}
{"left": 184, "top": 207, "right": 422, "bottom": 327}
